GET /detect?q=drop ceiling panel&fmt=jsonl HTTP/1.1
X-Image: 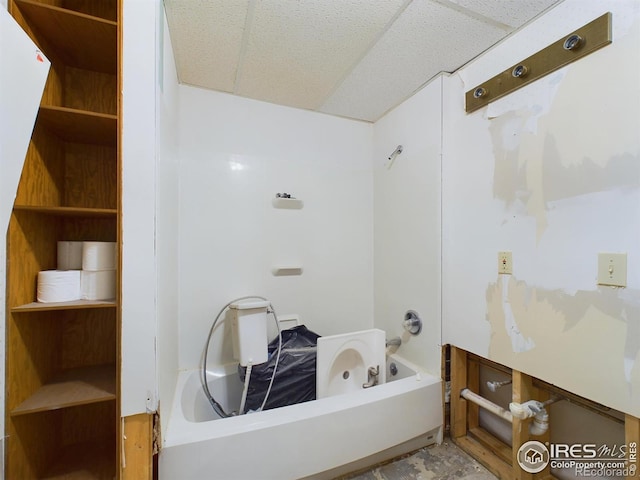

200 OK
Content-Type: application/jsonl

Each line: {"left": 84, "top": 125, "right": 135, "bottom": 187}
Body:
{"left": 164, "top": 0, "right": 249, "bottom": 92}
{"left": 319, "top": 0, "right": 507, "bottom": 121}
{"left": 236, "top": 0, "right": 407, "bottom": 111}
{"left": 444, "top": 0, "right": 562, "bottom": 28}
{"left": 163, "top": 0, "right": 564, "bottom": 122}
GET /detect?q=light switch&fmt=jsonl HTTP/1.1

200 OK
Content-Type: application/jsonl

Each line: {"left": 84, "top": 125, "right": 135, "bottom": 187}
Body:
{"left": 597, "top": 253, "right": 627, "bottom": 287}
{"left": 498, "top": 251, "right": 513, "bottom": 275}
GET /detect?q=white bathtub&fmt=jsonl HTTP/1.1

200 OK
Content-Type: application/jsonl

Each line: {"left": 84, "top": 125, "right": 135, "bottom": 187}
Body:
{"left": 159, "top": 354, "right": 443, "bottom": 480}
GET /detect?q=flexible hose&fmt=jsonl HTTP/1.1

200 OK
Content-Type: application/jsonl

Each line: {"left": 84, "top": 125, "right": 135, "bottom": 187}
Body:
{"left": 259, "top": 304, "right": 282, "bottom": 412}
{"left": 202, "top": 295, "right": 282, "bottom": 418}
{"left": 238, "top": 362, "right": 252, "bottom": 415}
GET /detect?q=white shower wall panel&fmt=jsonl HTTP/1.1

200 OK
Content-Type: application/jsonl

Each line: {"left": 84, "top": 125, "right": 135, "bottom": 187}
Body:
{"left": 372, "top": 78, "right": 442, "bottom": 377}
{"left": 157, "top": 8, "right": 181, "bottom": 435}
{"left": 177, "top": 87, "right": 374, "bottom": 370}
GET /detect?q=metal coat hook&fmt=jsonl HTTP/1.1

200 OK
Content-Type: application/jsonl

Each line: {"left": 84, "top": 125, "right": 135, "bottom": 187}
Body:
{"left": 386, "top": 145, "right": 403, "bottom": 169}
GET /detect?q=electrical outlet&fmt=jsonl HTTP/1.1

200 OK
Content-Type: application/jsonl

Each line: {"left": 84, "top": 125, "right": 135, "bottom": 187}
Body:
{"left": 498, "top": 251, "right": 513, "bottom": 275}
{"left": 598, "top": 253, "right": 627, "bottom": 287}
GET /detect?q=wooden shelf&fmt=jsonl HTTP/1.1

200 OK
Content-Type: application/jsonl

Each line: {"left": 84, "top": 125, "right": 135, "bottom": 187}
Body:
{"left": 37, "top": 106, "right": 117, "bottom": 146}
{"left": 11, "top": 365, "right": 116, "bottom": 416}
{"left": 43, "top": 440, "right": 115, "bottom": 480}
{"left": 12, "top": 299, "right": 117, "bottom": 313}
{"left": 13, "top": 205, "right": 117, "bottom": 217}
{"left": 13, "top": 0, "right": 117, "bottom": 74}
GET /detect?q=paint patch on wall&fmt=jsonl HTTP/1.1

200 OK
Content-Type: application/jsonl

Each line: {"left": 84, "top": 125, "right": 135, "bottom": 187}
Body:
{"left": 490, "top": 276, "right": 535, "bottom": 353}
{"left": 488, "top": 19, "right": 640, "bottom": 242}
{"left": 486, "top": 276, "right": 639, "bottom": 414}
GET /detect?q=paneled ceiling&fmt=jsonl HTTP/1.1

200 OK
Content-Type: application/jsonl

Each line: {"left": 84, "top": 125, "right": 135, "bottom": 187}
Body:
{"left": 164, "top": 0, "right": 562, "bottom": 122}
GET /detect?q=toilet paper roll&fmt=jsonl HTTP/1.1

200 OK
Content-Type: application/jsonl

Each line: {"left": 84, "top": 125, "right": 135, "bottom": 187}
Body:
{"left": 82, "top": 242, "right": 117, "bottom": 271}
{"left": 57, "top": 241, "right": 83, "bottom": 270}
{"left": 81, "top": 270, "right": 116, "bottom": 301}
{"left": 37, "top": 270, "right": 81, "bottom": 303}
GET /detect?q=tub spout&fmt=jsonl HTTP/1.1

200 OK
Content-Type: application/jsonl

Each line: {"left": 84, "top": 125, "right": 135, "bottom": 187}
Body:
{"left": 386, "top": 337, "right": 401, "bottom": 348}
{"left": 363, "top": 365, "right": 379, "bottom": 388}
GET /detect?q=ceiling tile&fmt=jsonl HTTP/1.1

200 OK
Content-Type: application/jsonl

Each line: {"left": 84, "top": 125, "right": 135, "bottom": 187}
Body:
{"left": 236, "top": 0, "right": 407, "bottom": 110}
{"left": 164, "top": 0, "right": 564, "bottom": 122}
{"left": 319, "top": 0, "right": 507, "bottom": 121}
{"left": 444, "top": 0, "right": 561, "bottom": 28}
{"left": 164, "top": 0, "right": 250, "bottom": 92}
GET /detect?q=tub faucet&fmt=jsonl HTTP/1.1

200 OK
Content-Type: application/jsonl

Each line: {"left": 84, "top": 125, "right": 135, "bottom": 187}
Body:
{"left": 386, "top": 337, "right": 401, "bottom": 348}
{"left": 363, "top": 365, "right": 379, "bottom": 389}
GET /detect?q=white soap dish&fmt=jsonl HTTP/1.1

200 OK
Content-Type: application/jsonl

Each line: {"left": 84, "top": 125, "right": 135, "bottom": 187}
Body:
{"left": 272, "top": 196, "right": 303, "bottom": 209}
{"left": 271, "top": 266, "right": 303, "bottom": 276}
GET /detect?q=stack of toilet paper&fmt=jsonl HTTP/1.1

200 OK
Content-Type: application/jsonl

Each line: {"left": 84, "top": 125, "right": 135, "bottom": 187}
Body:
{"left": 37, "top": 241, "right": 117, "bottom": 303}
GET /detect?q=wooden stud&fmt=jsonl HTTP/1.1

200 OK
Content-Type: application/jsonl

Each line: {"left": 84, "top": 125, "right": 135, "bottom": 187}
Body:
{"left": 468, "top": 358, "right": 480, "bottom": 430}
{"left": 533, "top": 385, "right": 552, "bottom": 478}
{"left": 121, "top": 413, "right": 154, "bottom": 480}
{"left": 441, "top": 345, "right": 449, "bottom": 433}
{"left": 450, "top": 346, "right": 468, "bottom": 439}
{"left": 512, "top": 370, "right": 534, "bottom": 480}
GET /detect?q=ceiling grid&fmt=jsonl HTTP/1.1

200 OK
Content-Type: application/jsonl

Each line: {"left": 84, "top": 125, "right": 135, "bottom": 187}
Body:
{"left": 164, "top": 0, "right": 563, "bottom": 122}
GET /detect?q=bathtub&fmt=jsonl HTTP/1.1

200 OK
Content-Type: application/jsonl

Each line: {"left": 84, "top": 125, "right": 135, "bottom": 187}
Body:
{"left": 159, "top": 353, "right": 443, "bottom": 479}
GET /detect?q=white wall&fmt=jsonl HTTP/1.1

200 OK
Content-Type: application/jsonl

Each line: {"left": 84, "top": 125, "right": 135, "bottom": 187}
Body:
{"left": 372, "top": 78, "right": 442, "bottom": 376}
{"left": 177, "top": 88, "right": 374, "bottom": 370}
{"left": 156, "top": 7, "right": 180, "bottom": 435}
{"left": 443, "top": 0, "right": 640, "bottom": 416}
{"left": 121, "top": 0, "right": 159, "bottom": 416}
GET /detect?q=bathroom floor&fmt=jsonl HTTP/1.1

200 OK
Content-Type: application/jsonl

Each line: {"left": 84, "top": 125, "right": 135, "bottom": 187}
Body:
{"left": 336, "top": 438, "right": 498, "bottom": 480}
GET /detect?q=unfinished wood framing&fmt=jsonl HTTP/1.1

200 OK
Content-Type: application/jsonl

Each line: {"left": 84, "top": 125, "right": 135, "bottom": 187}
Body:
{"left": 121, "top": 413, "right": 154, "bottom": 480}
{"left": 446, "top": 345, "right": 639, "bottom": 480}
{"left": 512, "top": 370, "right": 534, "bottom": 480}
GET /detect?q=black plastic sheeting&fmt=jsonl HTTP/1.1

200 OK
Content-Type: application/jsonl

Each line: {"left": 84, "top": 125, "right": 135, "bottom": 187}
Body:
{"left": 238, "top": 325, "right": 320, "bottom": 412}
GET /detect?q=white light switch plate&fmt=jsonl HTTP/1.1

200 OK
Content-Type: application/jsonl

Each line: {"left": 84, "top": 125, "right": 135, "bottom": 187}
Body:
{"left": 597, "top": 252, "right": 627, "bottom": 287}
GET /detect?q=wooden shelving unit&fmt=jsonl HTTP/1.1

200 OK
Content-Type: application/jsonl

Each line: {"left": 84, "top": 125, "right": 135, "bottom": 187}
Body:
{"left": 6, "top": 0, "right": 120, "bottom": 478}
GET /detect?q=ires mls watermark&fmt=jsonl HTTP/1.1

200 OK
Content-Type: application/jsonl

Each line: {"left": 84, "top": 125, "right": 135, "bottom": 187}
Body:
{"left": 517, "top": 440, "right": 638, "bottom": 477}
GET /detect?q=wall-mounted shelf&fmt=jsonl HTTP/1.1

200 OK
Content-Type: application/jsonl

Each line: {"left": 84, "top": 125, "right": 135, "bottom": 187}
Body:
{"left": 272, "top": 197, "right": 304, "bottom": 209}
{"left": 272, "top": 266, "right": 303, "bottom": 276}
